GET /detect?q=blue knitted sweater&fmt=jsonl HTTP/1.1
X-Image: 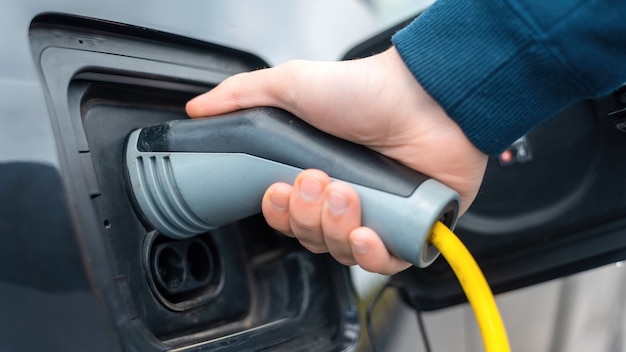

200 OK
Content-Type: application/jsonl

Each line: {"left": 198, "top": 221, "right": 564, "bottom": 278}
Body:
{"left": 392, "top": 0, "right": 626, "bottom": 155}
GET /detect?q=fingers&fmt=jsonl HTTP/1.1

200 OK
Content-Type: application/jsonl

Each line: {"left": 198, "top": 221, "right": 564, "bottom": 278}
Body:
{"left": 261, "top": 169, "right": 411, "bottom": 274}
{"left": 186, "top": 64, "right": 295, "bottom": 118}
{"left": 349, "top": 228, "right": 412, "bottom": 275}
{"left": 263, "top": 170, "right": 334, "bottom": 253}
{"left": 321, "top": 182, "right": 361, "bottom": 266}
{"left": 261, "top": 182, "right": 294, "bottom": 237}
{"left": 288, "top": 170, "right": 332, "bottom": 253}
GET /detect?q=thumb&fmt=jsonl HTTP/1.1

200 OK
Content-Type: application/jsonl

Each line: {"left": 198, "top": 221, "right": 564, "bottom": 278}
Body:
{"left": 186, "top": 66, "right": 293, "bottom": 118}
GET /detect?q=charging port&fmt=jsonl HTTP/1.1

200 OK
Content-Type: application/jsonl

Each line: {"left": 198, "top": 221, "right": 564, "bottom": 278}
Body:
{"left": 146, "top": 231, "right": 223, "bottom": 310}
{"left": 154, "top": 245, "right": 186, "bottom": 292}
{"left": 152, "top": 238, "right": 215, "bottom": 296}
{"left": 34, "top": 20, "right": 359, "bottom": 348}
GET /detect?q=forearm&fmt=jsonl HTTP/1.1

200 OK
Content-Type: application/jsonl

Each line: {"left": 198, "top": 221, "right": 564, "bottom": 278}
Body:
{"left": 393, "top": 0, "right": 626, "bottom": 155}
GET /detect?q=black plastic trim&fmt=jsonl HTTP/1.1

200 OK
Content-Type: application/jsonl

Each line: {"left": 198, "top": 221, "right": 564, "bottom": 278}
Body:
{"left": 137, "top": 107, "right": 428, "bottom": 197}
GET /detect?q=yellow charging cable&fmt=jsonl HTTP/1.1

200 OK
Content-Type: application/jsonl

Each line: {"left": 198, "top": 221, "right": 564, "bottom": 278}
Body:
{"left": 429, "top": 221, "right": 511, "bottom": 352}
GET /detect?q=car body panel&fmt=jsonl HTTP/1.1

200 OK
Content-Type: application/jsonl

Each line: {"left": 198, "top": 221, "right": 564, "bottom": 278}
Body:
{"left": 3, "top": 1, "right": 626, "bottom": 351}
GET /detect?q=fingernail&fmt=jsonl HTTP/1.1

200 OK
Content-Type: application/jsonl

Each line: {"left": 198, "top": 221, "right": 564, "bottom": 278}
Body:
{"left": 270, "top": 192, "right": 289, "bottom": 212}
{"left": 327, "top": 191, "right": 348, "bottom": 215}
{"left": 299, "top": 177, "right": 323, "bottom": 202}
{"left": 352, "top": 240, "right": 369, "bottom": 255}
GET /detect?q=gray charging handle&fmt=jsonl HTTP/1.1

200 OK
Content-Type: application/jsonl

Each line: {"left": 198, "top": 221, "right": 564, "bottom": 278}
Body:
{"left": 125, "top": 108, "right": 460, "bottom": 268}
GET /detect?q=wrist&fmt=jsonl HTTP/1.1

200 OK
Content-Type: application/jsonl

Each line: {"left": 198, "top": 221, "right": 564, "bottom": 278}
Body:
{"left": 376, "top": 47, "right": 487, "bottom": 213}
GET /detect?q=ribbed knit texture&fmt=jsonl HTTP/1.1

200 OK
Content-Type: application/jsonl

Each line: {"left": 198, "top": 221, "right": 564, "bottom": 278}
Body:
{"left": 392, "top": 0, "right": 626, "bottom": 155}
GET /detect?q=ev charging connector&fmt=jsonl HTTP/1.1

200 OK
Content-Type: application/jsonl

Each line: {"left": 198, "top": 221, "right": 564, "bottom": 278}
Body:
{"left": 125, "top": 107, "right": 460, "bottom": 267}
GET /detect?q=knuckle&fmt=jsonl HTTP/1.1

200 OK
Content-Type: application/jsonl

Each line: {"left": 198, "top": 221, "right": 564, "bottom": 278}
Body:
{"left": 281, "top": 59, "right": 307, "bottom": 72}
{"left": 290, "top": 215, "right": 321, "bottom": 233}
{"left": 335, "top": 256, "right": 357, "bottom": 266}
{"left": 300, "top": 241, "right": 327, "bottom": 254}
{"left": 264, "top": 215, "right": 291, "bottom": 235}
{"left": 219, "top": 73, "right": 249, "bottom": 109}
{"left": 274, "top": 60, "right": 306, "bottom": 107}
{"left": 323, "top": 229, "right": 348, "bottom": 243}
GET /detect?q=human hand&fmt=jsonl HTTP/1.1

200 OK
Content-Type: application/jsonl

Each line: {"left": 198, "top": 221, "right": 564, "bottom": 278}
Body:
{"left": 186, "top": 47, "right": 488, "bottom": 275}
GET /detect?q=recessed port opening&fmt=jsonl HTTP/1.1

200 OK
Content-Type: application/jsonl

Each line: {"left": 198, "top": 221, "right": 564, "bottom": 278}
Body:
{"left": 146, "top": 231, "right": 224, "bottom": 310}
{"left": 33, "top": 18, "right": 359, "bottom": 349}
{"left": 155, "top": 246, "right": 186, "bottom": 291}
{"left": 75, "top": 78, "right": 358, "bottom": 345}
{"left": 187, "top": 240, "right": 213, "bottom": 282}
{"left": 74, "top": 80, "right": 250, "bottom": 325}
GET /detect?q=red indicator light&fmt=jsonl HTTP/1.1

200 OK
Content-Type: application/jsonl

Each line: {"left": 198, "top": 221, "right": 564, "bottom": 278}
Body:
{"left": 499, "top": 149, "right": 514, "bottom": 164}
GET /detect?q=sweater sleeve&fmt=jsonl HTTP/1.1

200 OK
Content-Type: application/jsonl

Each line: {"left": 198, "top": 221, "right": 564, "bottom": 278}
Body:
{"left": 392, "top": 0, "right": 626, "bottom": 155}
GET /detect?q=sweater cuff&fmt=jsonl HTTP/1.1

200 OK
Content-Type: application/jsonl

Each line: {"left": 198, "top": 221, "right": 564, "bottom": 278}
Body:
{"left": 391, "top": 0, "right": 582, "bottom": 155}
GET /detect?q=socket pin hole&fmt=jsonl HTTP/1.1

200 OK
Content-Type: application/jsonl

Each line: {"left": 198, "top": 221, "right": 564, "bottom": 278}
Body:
{"left": 187, "top": 240, "right": 213, "bottom": 282}
{"left": 156, "top": 247, "right": 185, "bottom": 290}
